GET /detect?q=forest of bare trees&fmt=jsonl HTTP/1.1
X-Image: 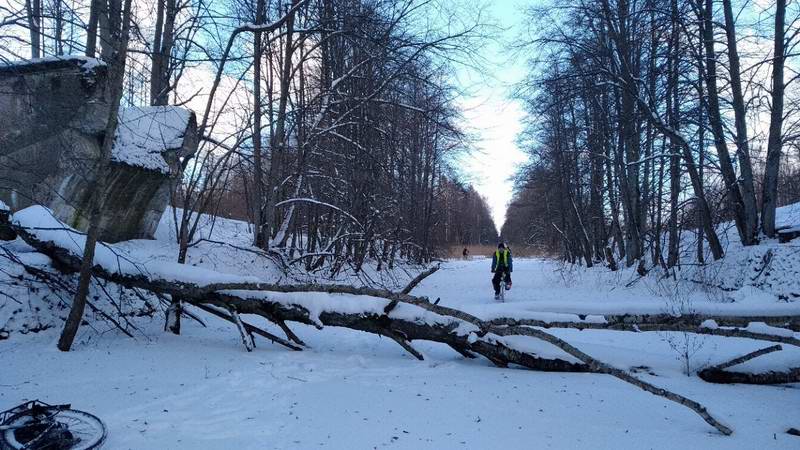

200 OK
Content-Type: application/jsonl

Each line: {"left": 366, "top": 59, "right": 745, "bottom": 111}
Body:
{"left": 0, "top": 0, "right": 497, "bottom": 273}
{"left": 502, "top": 0, "right": 800, "bottom": 269}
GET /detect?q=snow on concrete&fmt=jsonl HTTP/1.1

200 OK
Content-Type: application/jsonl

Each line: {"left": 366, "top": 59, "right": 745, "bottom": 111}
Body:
{"left": 776, "top": 201, "right": 800, "bottom": 230}
{"left": 112, "top": 106, "right": 192, "bottom": 173}
{"left": 0, "top": 54, "right": 106, "bottom": 72}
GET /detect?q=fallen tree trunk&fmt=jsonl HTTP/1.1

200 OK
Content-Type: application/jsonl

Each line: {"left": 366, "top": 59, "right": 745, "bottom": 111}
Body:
{"left": 202, "top": 289, "right": 591, "bottom": 372}
{"left": 190, "top": 303, "right": 303, "bottom": 351}
{"left": 10, "top": 221, "right": 589, "bottom": 371}
{"left": 401, "top": 265, "right": 440, "bottom": 294}
{"left": 703, "top": 345, "right": 783, "bottom": 372}
{"left": 496, "top": 313, "right": 800, "bottom": 333}
{"left": 698, "top": 367, "right": 800, "bottom": 385}
{"left": 697, "top": 344, "right": 800, "bottom": 385}
{"left": 489, "top": 317, "right": 800, "bottom": 347}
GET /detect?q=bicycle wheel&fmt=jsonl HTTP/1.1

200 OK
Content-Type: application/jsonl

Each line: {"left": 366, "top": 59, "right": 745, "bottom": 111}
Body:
{"left": 1, "top": 408, "right": 106, "bottom": 450}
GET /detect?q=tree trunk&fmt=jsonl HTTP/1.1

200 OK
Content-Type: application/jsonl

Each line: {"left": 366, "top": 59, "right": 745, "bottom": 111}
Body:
{"left": 263, "top": 0, "right": 300, "bottom": 247}
{"left": 667, "top": 1, "right": 680, "bottom": 268}
{"left": 761, "top": 0, "right": 786, "bottom": 237}
{"left": 702, "top": 0, "right": 753, "bottom": 246}
{"left": 721, "top": 0, "right": 759, "bottom": 244}
{"left": 26, "top": 0, "right": 41, "bottom": 58}
{"left": 85, "top": 0, "right": 100, "bottom": 57}
{"left": 150, "top": 0, "right": 165, "bottom": 104}
{"left": 58, "top": 0, "right": 134, "bottom": 351}
{"left": 150, "top": 0, "right": 176, "bottom": 105}
{"left": 252, "top": 0, "right": 267, "bottom": 247}
{"left": 696, "top": 34, "right": 706, "bottom": 264}
{"left": 98, "top": 0, "right": 119, "bottom": 61}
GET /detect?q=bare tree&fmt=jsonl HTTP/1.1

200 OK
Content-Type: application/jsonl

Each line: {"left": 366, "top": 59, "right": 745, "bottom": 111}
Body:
{"left": 762, "top": 0, "right": 787, "bottom": 237}
{"left": 58, "top": 0, "right": 134, "bottom": 351}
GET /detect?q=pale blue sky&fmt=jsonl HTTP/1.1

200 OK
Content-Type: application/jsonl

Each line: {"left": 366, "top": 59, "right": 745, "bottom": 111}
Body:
{"left": 453, "top": 0, "right": 530, "bottom": 231}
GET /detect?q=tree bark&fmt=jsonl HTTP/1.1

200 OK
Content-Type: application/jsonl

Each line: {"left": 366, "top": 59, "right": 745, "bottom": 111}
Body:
{"left": 26, "top": 0, "right": 41, "bottom": 58}
{"left": 85, "top": 0, "right": 100, "bottom": 57}
{"left": 150, "top": 0, "right": 165, "bottom": 103}
{"left": 702, "top": 344, "right": 783, "bottom": 372}
{"left": 493, "top": 325, "right": 733, "bottom": 435}
{"left": 667, "top": 1, "right": 680, "bottom": 268}
{"left": 761, "top": 0, "right": 786, "bottom": 237}
{"left": 57, "top": 0, "right": 134, "bottom": 351}
{"left": 150, "top": 0, "right": 176, "bottom": 105}
{"left": 702, "top": 0, "right": 754, "bottom": 247}
{"left": 700, "top": 367, "right": 799, "bottom": 384}
{"left": 262, "top": 0, "right": 301, "bottom": 248}
{"left": 252, "top": 0, "right": 267, "bottom": 247}
{"left": 721, "top": 0, "right": 759, "bottom": 244}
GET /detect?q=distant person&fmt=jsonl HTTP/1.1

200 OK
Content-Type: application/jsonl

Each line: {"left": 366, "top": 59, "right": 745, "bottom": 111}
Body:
{"left": 462, "top": 247, "right": 469, "bottom": 260}
{"left": 491, "top": 242, "right": 513, "bottom": 299}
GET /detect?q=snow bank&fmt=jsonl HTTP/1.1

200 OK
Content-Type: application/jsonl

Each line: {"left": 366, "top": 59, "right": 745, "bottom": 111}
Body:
{"left": 12, "top": 205, "right": 260, "bottom": 286}
{"left": 0, "top": 200, "right": 8, "bottom": 212}
{"left": 775, "top": 201, "right": 800, "bottom": 230}
{"left": 113, "top": 106, "right": 193, "bottom": 173}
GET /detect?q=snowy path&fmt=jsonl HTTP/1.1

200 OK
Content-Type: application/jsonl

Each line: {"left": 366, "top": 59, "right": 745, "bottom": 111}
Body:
{"left": 416, "top": 257, "right": 800, "bottom": 317}
{"left": 2, "top": 258, "right": 799, "bottom": 449}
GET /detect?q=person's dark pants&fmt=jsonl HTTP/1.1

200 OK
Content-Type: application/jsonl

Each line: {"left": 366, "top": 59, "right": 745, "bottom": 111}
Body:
{"left": 492, "top": 268, "right": 511, "bottom": 295}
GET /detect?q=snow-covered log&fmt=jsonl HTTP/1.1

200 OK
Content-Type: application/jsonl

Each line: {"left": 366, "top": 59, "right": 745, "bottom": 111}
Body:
{"left": 699, "top": 367, "right": 800, "bottom": 385}
{"left": 697, "top": 345, "right": 800, "bottom": 385}
{"left": 702, "top": 344, "right": 784, "bottom": 372}
{"left": 490, "top": 316, "right": 800, "bottom": 347}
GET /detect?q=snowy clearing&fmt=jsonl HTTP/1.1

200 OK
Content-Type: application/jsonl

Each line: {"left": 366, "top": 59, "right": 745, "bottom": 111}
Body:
{"left": 2, "top": 257, "right": 799, "bottom": 449}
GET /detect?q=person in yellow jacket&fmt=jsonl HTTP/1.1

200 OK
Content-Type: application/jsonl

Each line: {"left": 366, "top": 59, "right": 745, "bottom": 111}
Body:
{"left": 491, "top": 243, "right": 513, "bottom": 299}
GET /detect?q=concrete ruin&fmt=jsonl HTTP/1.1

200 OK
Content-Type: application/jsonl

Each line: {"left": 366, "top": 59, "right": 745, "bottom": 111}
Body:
{"left": 0, "top": 56, "right": 198, "bottom": 242}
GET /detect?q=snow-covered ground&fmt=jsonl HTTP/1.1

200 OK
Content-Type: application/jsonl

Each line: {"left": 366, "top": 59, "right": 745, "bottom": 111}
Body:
{"left": 421, "top": 256, "right": 800, "bottom": 319}
{"left": 2, "top": 257, "right": 799, "bottom": 449}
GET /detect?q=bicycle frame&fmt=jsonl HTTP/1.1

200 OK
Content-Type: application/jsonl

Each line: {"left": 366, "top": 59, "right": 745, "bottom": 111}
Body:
{"left": 0, "top": 401, "right": 69, "bottom": 431}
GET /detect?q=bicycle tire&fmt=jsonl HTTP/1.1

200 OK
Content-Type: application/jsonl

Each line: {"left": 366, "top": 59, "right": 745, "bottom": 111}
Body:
{"left": 1, "top": 408, "right": 106, "bottom": 450}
